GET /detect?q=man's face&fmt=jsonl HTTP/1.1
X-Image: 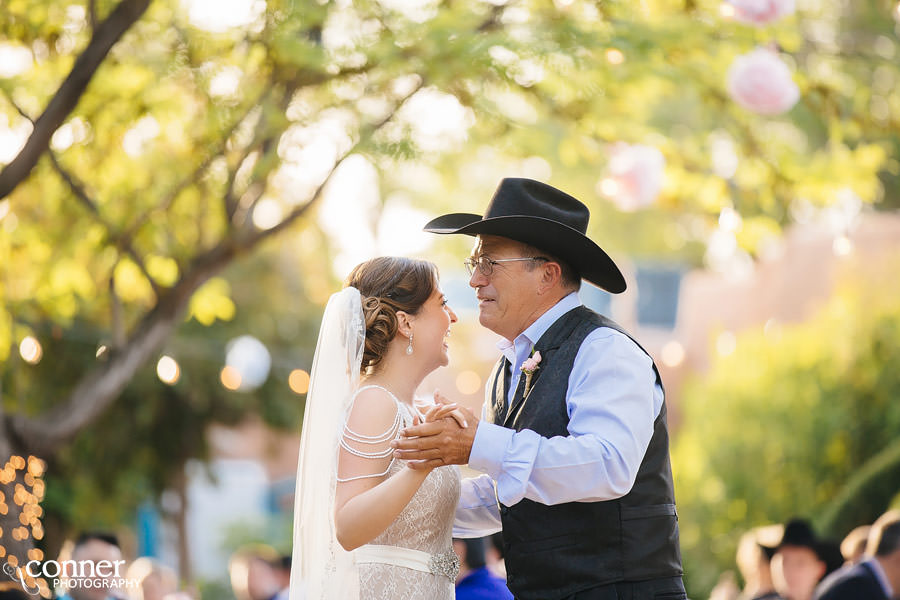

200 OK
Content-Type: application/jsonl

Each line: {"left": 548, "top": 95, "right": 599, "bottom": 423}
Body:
{"left": 246, "top": 558, "right": 281, "bottom": 600}
{"left": 771, "top": 545, "right": 825, "bottom": 600}
{"left": 468, "top": 235, "right": 546, "bottom": 340}
{"left": 68, "top": 540, "right": 124, "bottom": 600}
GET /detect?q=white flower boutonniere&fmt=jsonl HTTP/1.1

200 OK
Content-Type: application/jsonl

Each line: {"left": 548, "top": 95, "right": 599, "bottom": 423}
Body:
{"left": 520, "top": 350, "right": 542, "bottom": 398}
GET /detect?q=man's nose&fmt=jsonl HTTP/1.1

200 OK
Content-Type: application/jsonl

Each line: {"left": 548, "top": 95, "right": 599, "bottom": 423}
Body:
{"left": 468, "top": 269, "right": 487, "bottom": 288}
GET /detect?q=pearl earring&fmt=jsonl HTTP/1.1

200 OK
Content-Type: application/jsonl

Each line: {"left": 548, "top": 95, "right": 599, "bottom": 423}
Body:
{"left": 406, "top": 332, "right": 413, "bottom": 355}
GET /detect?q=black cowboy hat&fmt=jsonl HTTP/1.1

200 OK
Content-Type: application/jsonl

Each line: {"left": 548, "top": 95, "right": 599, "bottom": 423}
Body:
{"left": 761, "top": 518, "right": 842, "bottom": 574}
{"left": 423, "top": 178, "right": 627, "bottom": 293}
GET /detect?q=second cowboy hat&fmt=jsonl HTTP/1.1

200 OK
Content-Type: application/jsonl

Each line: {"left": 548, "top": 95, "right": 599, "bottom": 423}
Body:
{"left": 423, "top": 178, "right": 627, "bottom": 293}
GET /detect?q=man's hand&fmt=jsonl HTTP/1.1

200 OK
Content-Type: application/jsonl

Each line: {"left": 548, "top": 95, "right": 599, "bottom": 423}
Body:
{"left": 391, "top": 392, "right": 479, "bottom": 469}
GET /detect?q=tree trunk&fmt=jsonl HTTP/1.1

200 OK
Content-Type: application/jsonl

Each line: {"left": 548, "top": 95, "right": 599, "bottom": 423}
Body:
{"left": 174, "top": 465, "right": 192, "bottom": 586}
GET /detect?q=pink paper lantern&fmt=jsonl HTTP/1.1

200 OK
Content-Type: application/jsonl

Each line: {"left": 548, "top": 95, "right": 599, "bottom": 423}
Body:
{"left": 599, "top": 143, "right": 666, "bottom": 211}
{"left": 727, "top": 48, "right": 800, "bottom": 115}
{"left": 727, "top": 0, "right": 795, "bottom": 26}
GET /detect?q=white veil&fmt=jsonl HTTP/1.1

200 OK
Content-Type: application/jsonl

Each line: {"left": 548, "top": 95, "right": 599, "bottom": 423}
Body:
{"left": 290, "top": 287, "right": 364, "bottom": 600}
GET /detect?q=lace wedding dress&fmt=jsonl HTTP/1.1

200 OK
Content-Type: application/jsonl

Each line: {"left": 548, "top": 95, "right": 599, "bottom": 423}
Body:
{"left": 290, "top": 289, "right": 461, "bottom": 600}
{"left": 350, "top": 389, "right": 461, "bottom": 600}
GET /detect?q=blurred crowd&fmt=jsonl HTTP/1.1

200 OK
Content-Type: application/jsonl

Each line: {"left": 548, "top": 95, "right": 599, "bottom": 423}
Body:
{"left": 0, "top": 531, "right": 516, "bottom": 600}
{"left": 710, "top": 509, "right": 900, "bottom": 600}
{"left": 4, "top": 512, "right": 895, "bottom": 600}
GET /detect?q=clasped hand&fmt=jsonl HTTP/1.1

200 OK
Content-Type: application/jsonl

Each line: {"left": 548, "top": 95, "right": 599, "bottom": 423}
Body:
{"left": 391, "top": 391, "right": 479, "bottom": 470}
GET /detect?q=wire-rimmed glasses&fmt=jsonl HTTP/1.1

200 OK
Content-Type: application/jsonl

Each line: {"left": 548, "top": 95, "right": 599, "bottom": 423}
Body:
{"left": 463, "top": 256, "right": 548, "bottom": 277}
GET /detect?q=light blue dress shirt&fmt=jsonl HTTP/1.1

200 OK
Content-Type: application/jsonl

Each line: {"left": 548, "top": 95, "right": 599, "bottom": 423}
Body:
{"left": 453, "top": 292, "right": 665, "bottom": 537}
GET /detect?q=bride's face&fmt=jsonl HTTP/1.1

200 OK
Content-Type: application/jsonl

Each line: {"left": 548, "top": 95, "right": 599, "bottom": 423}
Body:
{"left": 411, "top": 285, "right": 458, "bottom": 369}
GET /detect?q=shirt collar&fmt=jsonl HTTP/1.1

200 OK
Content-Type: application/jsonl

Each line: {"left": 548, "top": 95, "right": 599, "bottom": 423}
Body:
{"left": 864, "top": 557, "right": 894, "bottom": 598}
{"left": 496, "top": 291, "right": 582, "bottom": 359}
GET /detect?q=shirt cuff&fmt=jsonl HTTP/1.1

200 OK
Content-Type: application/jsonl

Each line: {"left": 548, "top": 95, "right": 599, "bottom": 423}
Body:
{"left": 468, "top": 422, "right": 515, "bottom": 478}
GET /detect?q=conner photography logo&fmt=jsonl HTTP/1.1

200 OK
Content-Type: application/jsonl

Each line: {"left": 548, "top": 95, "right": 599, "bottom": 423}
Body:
{"left": 3, "top": 557, "right": 140, "bottom": 596}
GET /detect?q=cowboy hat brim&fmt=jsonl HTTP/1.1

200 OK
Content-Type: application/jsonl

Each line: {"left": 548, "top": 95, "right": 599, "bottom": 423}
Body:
{"left": 424, "top": 213, "right": 627, "bottom": 294}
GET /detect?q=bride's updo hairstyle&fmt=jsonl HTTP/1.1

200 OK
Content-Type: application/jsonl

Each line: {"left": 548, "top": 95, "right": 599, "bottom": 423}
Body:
{"left": 345, "top": 257, "right": 438, "bottom": 374}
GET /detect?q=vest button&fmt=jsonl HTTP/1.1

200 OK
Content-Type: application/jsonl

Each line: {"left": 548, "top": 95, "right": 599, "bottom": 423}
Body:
{"left": 500, "top": 506, "right": 508, "bottom": 515}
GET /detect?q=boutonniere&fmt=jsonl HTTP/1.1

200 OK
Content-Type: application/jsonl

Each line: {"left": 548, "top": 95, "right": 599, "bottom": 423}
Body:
{"left": 520, "top": 350, "right": 542, "bottom": 397}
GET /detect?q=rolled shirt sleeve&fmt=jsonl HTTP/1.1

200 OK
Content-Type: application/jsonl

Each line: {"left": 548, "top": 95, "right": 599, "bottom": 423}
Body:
{"left": 467, "top": 328, "right": 662, "bottom": 507}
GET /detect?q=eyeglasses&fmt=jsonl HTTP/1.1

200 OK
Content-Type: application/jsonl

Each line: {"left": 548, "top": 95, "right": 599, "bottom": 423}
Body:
{"left": 464, "top": 256, "right": 548, "bottom": 277}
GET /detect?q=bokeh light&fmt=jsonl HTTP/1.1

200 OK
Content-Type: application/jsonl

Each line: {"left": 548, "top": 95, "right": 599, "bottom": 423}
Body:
{"left": 661, "top": 341, "right": 686, "bottom": 368}
{"left": 605, "top": 48, "right": 625, "bottom": 65}
{"left": 833, "top": 234, "right": 854, "bottom": 257}
{"left": 156, "top": 355, "right": 181, "bottom": 385}
{"left": 716, "top": 331, "right": 737, "bottom": 357}
{"left": 288, "top": 369, "right": 311, "bottom": 395}
{"left": 19, "top": 336, "right": 42, "bottom": 364}
{"left": 225, "top": 336, "right": 271, "bottom": 391}
{"left": 220, "top": 365, "right": 242, "bottom": 391}
{"left": 0, "top": 42, "right": 33, "bottom": 77}
{"left": 455, "top": 371, "right": 483, "bottom": 395}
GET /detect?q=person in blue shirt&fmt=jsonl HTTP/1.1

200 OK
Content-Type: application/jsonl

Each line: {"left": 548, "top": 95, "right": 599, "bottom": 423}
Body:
{"left": 453, "top": 537, "right": 512, "bottom": 600}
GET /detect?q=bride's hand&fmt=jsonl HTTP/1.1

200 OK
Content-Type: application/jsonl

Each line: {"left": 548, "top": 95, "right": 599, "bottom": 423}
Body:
{"left": 413, "top": 391, "right": 468, "bottom": 429}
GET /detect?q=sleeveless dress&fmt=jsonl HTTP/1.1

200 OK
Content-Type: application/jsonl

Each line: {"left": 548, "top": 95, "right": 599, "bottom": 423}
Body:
{"left": 347, "top": 386, "right": 461, "bottom": 600}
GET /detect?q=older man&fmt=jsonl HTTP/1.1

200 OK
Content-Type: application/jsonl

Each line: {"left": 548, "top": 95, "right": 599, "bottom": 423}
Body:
{"left": 392, "top": 178, "right": 684, "bottom": 600}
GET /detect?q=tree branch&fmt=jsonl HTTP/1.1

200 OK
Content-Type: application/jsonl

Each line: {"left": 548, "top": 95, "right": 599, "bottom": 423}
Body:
{"left": 89, "top": 0, "right": 99, "bottom": 31}
{"left": 122, "top": 89, "right": 272, "bottom": 244}
{"left": 6, "top": 80, "right": 422, "bottom": 456}
{"left": 242, "top": 78, "right": 424, "bottom": 246}
{"left": 0, "top": 0, "right": 152, "bottom": 199}
{"left": 109, "top": 275, "right": 126, "bottom": 349}
{"left": 47, "top": 150, "right": 162, "bottom": 298}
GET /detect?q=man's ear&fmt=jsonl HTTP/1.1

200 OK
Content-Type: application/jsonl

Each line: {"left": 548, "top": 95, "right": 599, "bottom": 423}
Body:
{"left": 537, "top": 261, "right": 563, "bottom": 295}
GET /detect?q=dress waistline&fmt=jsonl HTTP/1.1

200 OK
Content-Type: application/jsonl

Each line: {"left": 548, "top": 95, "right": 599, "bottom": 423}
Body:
{"left": 355, "top": 544, "right": 460, "bottom": 582}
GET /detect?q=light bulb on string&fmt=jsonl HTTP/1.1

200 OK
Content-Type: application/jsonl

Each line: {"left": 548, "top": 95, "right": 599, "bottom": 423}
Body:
{"left": 19, "top": 337, "right": 42, "bottom": 364}
{"left": 156, "top": 355, "right": 181, "bottom": 385}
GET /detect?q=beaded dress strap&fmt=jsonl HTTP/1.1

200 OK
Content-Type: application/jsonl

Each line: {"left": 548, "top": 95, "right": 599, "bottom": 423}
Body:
{"left": 336, "top": 385, "right": 405, "bottom": 483}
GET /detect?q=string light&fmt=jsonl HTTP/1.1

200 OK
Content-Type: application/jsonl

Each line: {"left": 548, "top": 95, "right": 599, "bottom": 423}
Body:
{"left": 18, "top": 336, "right": 42, "bottom": 364}
{"left": 0, "top": 455, "right": 51, "bottom": 596}
{"left": 28, "top": 456, "right": 45, "bottom": 478}
{"left": 220, "top": 365, "right": 242, "bottom": 390}
{"left": 288, "top": 369, "right": 310, "bottom": 394}
{"left": 14, "top": 325, "right": 313, "bottom": 397}
{"left": 156, "top": 355, "right": 181, "bottom": 385}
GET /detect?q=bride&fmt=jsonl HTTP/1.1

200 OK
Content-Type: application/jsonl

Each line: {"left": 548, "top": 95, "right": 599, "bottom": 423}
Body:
{"left": 290, "top": 257, "right": 466, "bottom": 600}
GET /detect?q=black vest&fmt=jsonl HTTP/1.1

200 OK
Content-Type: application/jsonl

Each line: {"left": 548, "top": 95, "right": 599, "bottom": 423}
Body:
{"left": 487, "top": 306, "right": 682, "bottom": 600}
